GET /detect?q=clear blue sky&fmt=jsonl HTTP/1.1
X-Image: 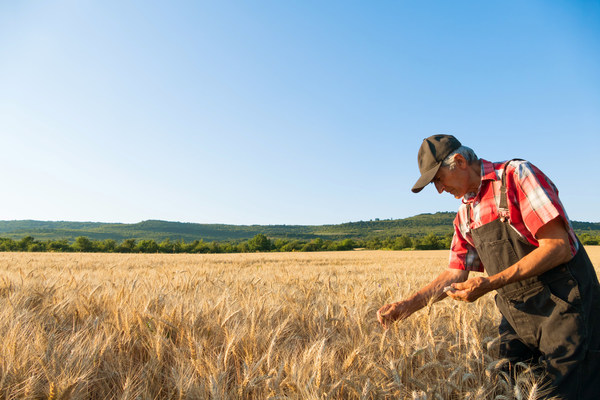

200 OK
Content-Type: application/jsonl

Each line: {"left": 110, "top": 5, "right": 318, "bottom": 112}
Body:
{"left": 1, "top": 1, "right": 599, "bottom": 225}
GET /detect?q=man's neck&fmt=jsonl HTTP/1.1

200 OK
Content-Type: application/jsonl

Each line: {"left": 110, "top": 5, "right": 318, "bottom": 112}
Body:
{"left": 467, "top": 160, "right": 483, "bottom": 194}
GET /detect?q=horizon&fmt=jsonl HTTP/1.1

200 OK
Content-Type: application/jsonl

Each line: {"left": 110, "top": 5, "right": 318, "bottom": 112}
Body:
{"left": 0, "top": 210, "right": 458, "bottom": 226}
{"left": 1, "top": 2, "right": 599, "bottom": 225}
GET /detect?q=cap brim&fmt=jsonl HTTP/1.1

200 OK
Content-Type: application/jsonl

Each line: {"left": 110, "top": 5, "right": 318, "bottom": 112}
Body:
{"left": 411, "top": 162, "right": 441, "bottom": 193}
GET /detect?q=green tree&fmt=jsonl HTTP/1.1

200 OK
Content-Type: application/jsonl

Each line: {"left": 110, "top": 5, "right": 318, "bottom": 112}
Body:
{"left": 302, "top": 238, "right": 324, "bottom": 252}
{"left": 159, "top": 239, "right": 173, "bottom": 253}
{"left": 579, "top": 233, "right": 599, "bottom": 245}
{"left": 0, "top": 238, "right": 17, "bottom": 251}
{"left": 172, "top": 239, "right": 185, "bottom": 254}
{"left": 393, "top": 235, "right": 413, "bottom": 250}
{"left": 281, "top": 240, "right": 303, "bottom": 252}
{"left": 248, "top": 234, "right": 272, "bottom": 252}
{"left": 337, "top": 238, "right": 355, "bottom": 251}
{"left": 73, "top": 236, "right": 94, "bottom": 252}
{"left": 366, "top": 237, "right": 382, "bottom": 250}
{"left": 222, "top": 242, "right": 238, "bottom": 253}
{"left": 27, "top": 242, "right": 45, "bottom": 252}
{"left": 47, "top": 239, "right": 71, "bottom": 252}
{"left": 441, "top": 233, "right": 453, "bottom": 249}
{"left": 209, "top": 241, "right": 223, "bottom": 253}
{"left": 313, "top": 238, "right": 324, "bottom": 251}
{"left": 236, "top": 242, "right": 250, "bottom": 253}
{"left": 415, "top": 233, "right": 442, "bottom": 250}
{"left": 18, "top": 236, "right": 35, "bottom": 251}
{"left": 118, "top": 239, "right": 137, "bottom": 253}
{"left": 191, "top": 240, "right": 210, "bottom": 253}
{"left": 98, "top": 239, "right": 117, "bottom": 253}
{"left": 273, "top": 239, "right": 289, "bottom": 252}
{"left": 136, "top": 240, "right": 159, "bottom": 253}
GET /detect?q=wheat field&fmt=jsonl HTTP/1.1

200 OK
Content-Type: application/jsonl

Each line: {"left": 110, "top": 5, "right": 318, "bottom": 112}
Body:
{"left": 0, "top": 248, "right": 598, "bottom": 399}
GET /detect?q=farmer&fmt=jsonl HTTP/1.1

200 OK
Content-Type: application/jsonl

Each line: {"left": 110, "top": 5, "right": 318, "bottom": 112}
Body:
{"left": 377, "top": 135, "right": 600, "bottom": 398}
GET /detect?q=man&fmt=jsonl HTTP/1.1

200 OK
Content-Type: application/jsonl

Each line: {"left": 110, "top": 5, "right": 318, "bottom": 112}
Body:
{"left": 377, "top": 135, "right": 600, "bottom": 399}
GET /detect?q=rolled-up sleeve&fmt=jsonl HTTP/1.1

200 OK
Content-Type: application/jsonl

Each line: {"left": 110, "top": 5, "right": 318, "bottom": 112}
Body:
{"left": 448, "top": 224, "right": 484, "bottom": 272}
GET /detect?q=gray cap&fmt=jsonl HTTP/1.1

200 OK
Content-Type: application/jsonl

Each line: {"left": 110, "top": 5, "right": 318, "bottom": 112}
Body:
{"left": 411, "top": 135, "right": 461, "bottom": 193}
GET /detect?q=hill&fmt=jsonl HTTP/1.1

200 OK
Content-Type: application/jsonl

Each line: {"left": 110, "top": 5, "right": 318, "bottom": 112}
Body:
{"left": 0, "top": 213, "right": 598, "bottom": 243}
{"left": 0, "top": 213, "right": 457, "bottom": 242}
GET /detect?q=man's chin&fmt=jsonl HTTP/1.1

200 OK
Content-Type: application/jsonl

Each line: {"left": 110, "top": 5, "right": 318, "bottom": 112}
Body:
{"left": 444, "top": 190, "right": 465, "bottom": 199}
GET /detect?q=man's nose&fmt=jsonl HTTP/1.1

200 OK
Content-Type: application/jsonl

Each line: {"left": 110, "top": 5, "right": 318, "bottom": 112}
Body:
{"left": 434, "top": 180, "right": 444, "bottom": 194}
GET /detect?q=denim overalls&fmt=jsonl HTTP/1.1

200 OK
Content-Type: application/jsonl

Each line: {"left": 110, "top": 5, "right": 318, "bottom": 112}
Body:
{"left": 466, "top": 160, "right": 600, "bottom": 398}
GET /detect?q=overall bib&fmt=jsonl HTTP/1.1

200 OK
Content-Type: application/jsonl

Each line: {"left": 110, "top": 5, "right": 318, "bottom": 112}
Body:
{"left": 466, "top": 160, "right": 600, "bottom": 399}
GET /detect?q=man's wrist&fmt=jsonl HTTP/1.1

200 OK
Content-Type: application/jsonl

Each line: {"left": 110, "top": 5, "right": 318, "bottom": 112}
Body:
{"left": 486, "top": 274, "right": 507, "bottom": 291}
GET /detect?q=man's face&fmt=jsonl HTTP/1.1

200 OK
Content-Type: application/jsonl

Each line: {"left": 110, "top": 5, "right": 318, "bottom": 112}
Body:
{"left": 431, "top": 165, "right": 470, "bottom": 199}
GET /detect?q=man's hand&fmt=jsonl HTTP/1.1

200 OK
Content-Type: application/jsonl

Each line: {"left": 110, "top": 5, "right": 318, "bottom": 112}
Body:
{"left": 377, "top": 301, "right": 412, "bottom": 329}
{"left": 446, "top": 276, "right": 492, "bottom": 302}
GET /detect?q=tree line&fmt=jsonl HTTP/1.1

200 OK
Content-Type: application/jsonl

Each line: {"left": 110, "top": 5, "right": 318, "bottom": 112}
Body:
{"left": 0, "top": 233, "right": 454, "bottom": 253}
{"left": 1, "top": 232, "right": 597, "bottom": 254}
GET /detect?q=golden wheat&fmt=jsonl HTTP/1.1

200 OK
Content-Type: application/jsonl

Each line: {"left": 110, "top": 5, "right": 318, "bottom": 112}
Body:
{"left": 0, "top": 248, "right": 598, "bottom": 399}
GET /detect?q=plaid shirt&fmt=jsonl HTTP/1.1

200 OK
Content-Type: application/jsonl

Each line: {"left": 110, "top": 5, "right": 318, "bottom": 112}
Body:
{"left": 449, "top": 159, "right": 578, "bottom": 272}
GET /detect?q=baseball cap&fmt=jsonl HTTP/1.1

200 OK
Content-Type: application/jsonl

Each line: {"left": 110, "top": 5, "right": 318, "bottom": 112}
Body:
{"left": 411, "top": 134, "right": 461, "bottom": 193}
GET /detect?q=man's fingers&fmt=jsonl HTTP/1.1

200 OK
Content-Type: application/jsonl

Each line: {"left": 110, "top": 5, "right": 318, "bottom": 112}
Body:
{"left": 377, "top": 309, "right": 390, "bottom": 321}
{"left": 446, "top": 290, "right": 465, "bottom": 301}
{"left": 378, "top": 305, "right": 392, "bottom": 317}
{"left": 377, "top": 306, "right": 393, "bottom": 329}
{"left": 379, "top": 314, "right": 389, "bottom": 329}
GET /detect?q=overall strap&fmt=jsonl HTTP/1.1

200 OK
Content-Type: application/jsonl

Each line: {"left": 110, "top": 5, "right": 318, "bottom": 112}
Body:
{"left": 465, "top": 202, "right": 471, "bottom": 232}
{"left": 498, "top": 158, "right": 525, "bottom": 222}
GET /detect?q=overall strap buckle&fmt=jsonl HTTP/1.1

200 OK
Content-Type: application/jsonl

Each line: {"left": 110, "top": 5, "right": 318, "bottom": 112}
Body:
{"left": 464, "top": 202, "right": 472, "bottom": 232}
{"left": 498, "top": 159, "right": 524, "bottom": 222}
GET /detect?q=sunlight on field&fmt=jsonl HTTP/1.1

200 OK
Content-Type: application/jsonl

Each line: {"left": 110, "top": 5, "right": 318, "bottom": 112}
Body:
{"left": 0, "top": 248, "right": 598, "bottom": 399}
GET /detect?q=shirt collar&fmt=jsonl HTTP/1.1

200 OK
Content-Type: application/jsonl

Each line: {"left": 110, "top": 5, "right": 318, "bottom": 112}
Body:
{"left": 480, "top": 159, "right": 498, "bottom": 181}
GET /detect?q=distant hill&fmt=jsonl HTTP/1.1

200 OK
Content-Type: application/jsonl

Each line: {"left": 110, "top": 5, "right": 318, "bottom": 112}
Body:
{"left": 0, "top": 213, "right": 598, "bottom": 243}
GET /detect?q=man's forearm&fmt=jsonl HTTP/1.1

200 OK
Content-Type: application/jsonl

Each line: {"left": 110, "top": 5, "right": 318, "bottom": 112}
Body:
{"left": 377, "top": 268, "right": 470, "bottom": 327}
{"left": 405, "top": 269, "right": 470, "bottom": 312}
{"left": 487, "top": 237, "right": 572, "bottom": 291}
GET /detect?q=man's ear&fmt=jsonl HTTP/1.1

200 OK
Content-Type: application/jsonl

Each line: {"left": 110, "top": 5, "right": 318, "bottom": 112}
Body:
{"left": 454, "top": 154, "right": 467, "bottom": 169}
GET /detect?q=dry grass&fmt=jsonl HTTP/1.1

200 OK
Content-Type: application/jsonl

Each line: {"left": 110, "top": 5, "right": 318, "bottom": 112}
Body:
{"left": 0, "top": 248, "right": 598, "bottom": 399}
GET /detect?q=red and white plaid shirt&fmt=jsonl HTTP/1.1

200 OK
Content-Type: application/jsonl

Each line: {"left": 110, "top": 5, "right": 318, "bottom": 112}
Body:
{"left": 449, "top": 159, "right": 578, "bottom": 272}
